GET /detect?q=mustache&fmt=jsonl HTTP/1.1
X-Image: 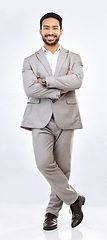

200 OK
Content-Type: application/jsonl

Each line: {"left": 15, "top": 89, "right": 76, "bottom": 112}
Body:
{"left": 45, "top": 34, "right": 57, "bottom": 37}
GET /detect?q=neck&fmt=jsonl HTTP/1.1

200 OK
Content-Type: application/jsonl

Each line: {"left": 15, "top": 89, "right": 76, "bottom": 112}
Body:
{"left": 43, "top": 43, "right": 60, "bottom": 54}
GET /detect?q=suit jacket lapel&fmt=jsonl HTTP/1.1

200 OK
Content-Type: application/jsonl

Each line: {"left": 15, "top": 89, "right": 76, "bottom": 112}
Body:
{"left": 54, "top": 47, "right": 69, "bottom": 76}
{"left": 35, "top": 48, "right": 52, "bottom": 75}
{"left": 35, "top": 47, "right": 69, "bottom": 76}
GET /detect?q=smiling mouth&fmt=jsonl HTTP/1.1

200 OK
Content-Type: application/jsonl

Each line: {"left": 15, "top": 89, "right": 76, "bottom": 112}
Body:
{"left": 46, "top": 35, "right": 56, "bottom": 40}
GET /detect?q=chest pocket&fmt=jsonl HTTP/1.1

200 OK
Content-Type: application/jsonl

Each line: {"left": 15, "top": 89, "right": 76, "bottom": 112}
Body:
{"left": 60, "top": 51, "right": 74, "bottom": 75}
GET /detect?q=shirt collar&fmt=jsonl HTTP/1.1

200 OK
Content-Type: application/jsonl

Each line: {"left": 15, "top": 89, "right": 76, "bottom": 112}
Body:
{"left": 42, "top": 45, "right": 61, "bottom": 54}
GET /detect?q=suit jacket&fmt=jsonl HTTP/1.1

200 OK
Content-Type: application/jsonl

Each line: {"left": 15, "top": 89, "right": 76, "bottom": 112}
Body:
{"left": 21, "top": 47, "right": 83, "bottom": 130}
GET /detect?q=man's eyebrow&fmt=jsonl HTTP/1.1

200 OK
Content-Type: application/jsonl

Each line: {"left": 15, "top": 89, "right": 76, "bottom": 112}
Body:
{"left": 43, "top": 25, "right": 59, "bottom": 27}
{"left": 53, "top": 25, "right": 59, "bottom": 27}
{"left": 43, "top": 25, "right": 49, "bottom": 27}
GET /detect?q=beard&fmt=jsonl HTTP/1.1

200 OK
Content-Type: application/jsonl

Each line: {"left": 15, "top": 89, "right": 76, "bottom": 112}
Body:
{"left": 42, "top": 34, "right": 60, "bottom": 46}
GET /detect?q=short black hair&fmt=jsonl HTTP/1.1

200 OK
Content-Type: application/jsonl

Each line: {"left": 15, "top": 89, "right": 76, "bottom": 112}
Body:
{"left": 40, "top": 12, "right": 62, "bottom": 30}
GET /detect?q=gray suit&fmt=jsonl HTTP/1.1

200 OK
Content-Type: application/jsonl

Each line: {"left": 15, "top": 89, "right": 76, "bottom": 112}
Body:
{"left": 21, "top": 47, "right": 83, "bottom": 130}
{"left": 21, "top": 47, "right": 83, "bottom": 216}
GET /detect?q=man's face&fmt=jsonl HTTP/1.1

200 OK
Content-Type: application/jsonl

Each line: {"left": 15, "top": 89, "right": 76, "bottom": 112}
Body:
{"left": 40, "top": 18, "right": 63, "bottom": 46}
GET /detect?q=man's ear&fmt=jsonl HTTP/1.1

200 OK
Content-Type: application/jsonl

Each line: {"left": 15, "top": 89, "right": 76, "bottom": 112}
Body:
{"left": 39, "top": 29, "right": 42, "bottom": 36}
{"left": 60, "top": 29, "right": 63, "bottom": 36}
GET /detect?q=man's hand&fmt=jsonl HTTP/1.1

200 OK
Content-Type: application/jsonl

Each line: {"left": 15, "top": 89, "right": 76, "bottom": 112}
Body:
{"left": 66, "top": 70, "right": 73, "bottom": 75}
{"left": 60, "top": 90, "right": 68, "bottom": 95}
{"left": 60, "top": 70, "right": 73, "bottom": 95}
{"left": 37, "top": 78, "right": 46, "bottom": 86}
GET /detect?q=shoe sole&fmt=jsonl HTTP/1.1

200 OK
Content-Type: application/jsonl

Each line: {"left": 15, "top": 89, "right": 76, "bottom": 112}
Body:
{"left": 82, "top": 196, "right": 86, "bottom": 205}
{"left": 43, "top": 225, "right": 57, "bottom": 231}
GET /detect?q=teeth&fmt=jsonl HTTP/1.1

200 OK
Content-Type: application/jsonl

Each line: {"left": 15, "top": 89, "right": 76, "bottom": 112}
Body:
{"left": 47, "top": 36, "right": 54, "bottom": 40}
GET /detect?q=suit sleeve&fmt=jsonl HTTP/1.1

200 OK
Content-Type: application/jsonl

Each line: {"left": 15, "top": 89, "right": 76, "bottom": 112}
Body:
{"left": 46, "top": 54, "right": 83, "bottom": 91}
{"left": 22, "top": 58, "right": 61, "bottom": 99}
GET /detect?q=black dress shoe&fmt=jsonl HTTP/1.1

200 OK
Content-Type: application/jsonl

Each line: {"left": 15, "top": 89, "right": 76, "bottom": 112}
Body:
{"left": 70, "top": 195, "right": 85, "bottom": 228}
{"left": 43, "top": 213, "right": 57, "bottom": 230}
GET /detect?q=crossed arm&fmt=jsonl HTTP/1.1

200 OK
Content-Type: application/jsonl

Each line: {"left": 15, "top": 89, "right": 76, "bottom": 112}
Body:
{"left": 22, "top": 54, "right": 83, "bottom": 99}
{"left": 37, "top": 70, "right": 74, "bottom": 95}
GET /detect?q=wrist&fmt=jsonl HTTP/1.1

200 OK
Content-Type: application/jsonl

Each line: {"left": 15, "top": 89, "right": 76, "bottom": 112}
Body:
{"left": 42, "top": 77, "right": 46, "bottom": 84}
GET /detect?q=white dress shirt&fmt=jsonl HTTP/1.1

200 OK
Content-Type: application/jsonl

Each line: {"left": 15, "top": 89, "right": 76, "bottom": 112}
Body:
{"left": 42, "top": 45, "right": 61, "bottom": 75}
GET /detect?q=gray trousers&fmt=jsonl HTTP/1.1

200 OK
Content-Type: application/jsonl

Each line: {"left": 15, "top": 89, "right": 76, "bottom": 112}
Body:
{"left": 32, "top": 117, "right": 78, "bottom": 217}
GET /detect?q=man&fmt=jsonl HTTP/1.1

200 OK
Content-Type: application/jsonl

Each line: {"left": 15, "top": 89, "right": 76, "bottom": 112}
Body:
{"left": 21, "top": 12, "right": 85, "bottom": 230}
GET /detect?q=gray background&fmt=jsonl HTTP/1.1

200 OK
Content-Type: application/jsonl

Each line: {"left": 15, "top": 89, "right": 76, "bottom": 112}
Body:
{"left": 0, "top": 0, "right": 107, "bottom": 207}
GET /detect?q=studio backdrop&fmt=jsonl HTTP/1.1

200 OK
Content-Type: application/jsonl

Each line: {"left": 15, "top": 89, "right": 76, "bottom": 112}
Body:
{"left": 0, "top": 0, "right": 107, "bottom": 207}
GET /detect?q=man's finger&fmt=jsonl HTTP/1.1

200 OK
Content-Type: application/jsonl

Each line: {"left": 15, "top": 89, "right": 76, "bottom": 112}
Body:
{"left": 67, "top": 70, "right": 73, "bottom": 75}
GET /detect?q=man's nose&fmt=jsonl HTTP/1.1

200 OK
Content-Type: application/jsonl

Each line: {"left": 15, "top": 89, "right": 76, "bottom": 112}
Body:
{"left": 48, "top": 28, "right": 53, "bottom": 35}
